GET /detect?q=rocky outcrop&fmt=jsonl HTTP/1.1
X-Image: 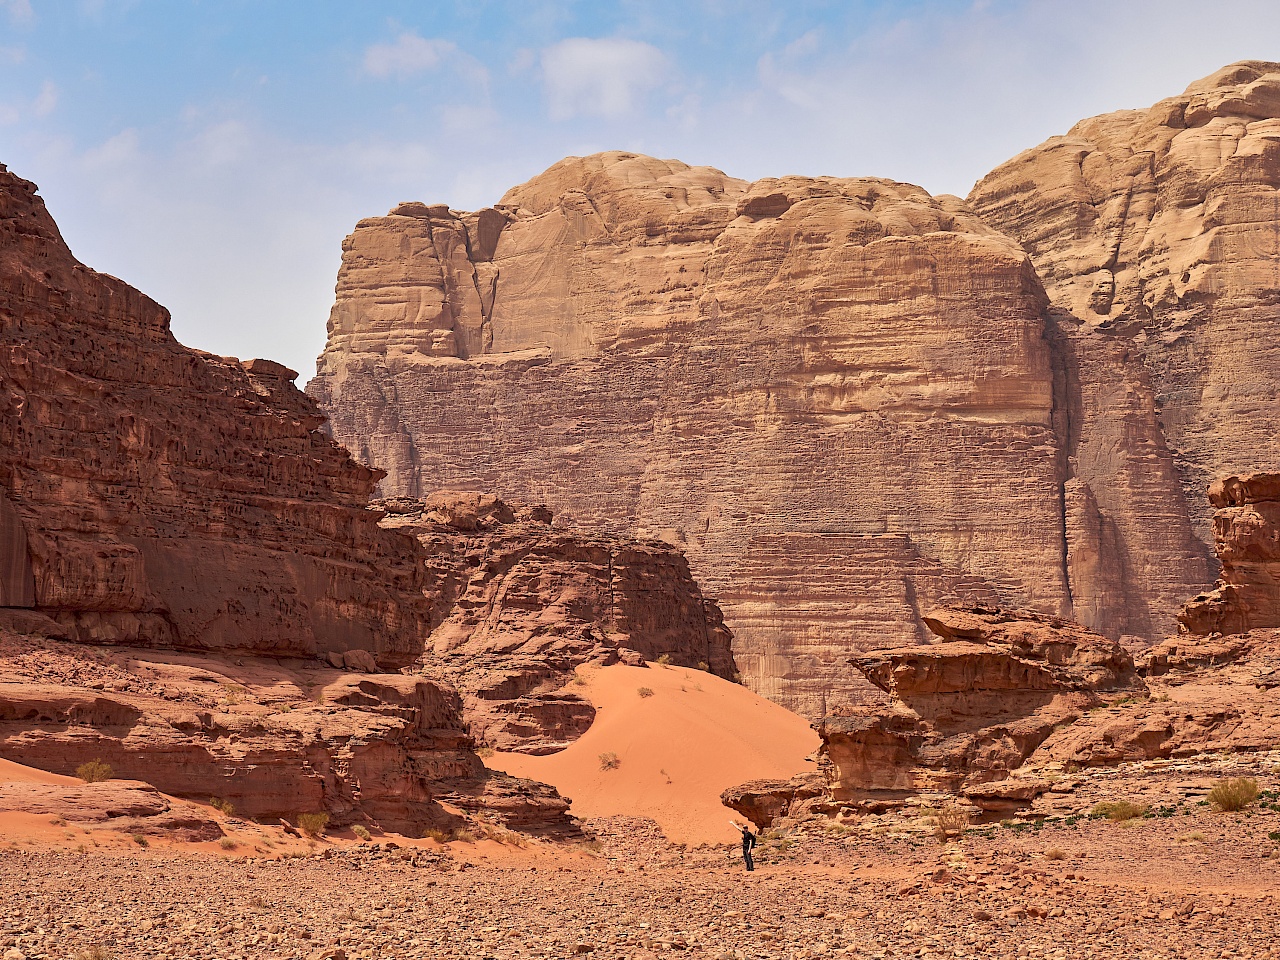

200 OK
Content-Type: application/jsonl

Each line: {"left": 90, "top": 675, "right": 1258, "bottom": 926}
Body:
{"left": 0, "top": 164, "right": 431, "bottom": 665}
{"left": 817, "top": 607, "right": 1142, "bottom": 807}
{"left": 309, "top": 154, "right": 1064, "bottom": 718}
{"left": 1180, "top": 473, "right": 1280, "bottom": 635}
{"left": 970, "top": 61, "right": 1280, "bottom": 633}
{"left": 0, "top": 628, "right": 572, "bottom": 836}
{"left": 379, "top": 491, "right": 736, "bottom": 754}
{"left": 0, "top": 778, "right": 224, "bottom": 841}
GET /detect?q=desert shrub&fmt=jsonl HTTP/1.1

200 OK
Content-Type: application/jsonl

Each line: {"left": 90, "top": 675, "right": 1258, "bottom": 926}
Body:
{"left": 1178, "top": 832, "right": 1207, "bottom": 843}
{"left": 219, "top": 837, "right": 237, "bottom": 850}
{"left": 73, "top": 946, "right": 113, "bottom": 960}
{"left": 1208, "top": 777, "right": 1259, "bottom": 812}
{"left": 76, "top": 759, "right": 113, "bottom": 783}
{"left": 655, "top": 654, "right": 672, "bottom": 666}
{"left": 933, "top": 804, "right": 969, "bottom": 842}
{"left": 697, "top": 661, "right": 709, "bottom": 671}
{"left": 1092, "top": 800, "right": 1147, "bottom": 822}
{"left": 424, "top": 827, "right": 449, "bottom": 843}
{"left": 131, "top": 833, "right": 148, "bottom": 847}
{"left": 1044, "top": 847, "right": 1066, "bottom": 860}
{"left": 450, "top": 827, "right": 475, "bottom": 843}
{"left": 297, "top": 812, "right": 329, "bottom": 837}
{"left": 599, "top": 752, "right": 621, "bottom": 771}
{"left": 475, "top": 746, "right": 495, "bottom": 758}
{"left": 637, "top": 687, "right": 655, "bottom": 698}
{"left": 352, "top": 824, "right": 371, "bottom": 841}
{"left": 209, "top": 797, "right": 235, "bottom": 815}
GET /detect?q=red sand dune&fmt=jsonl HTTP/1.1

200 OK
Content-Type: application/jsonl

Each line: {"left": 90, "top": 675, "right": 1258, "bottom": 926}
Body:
{"left": 490, "top": 664, "right": 820, "bottom": 845}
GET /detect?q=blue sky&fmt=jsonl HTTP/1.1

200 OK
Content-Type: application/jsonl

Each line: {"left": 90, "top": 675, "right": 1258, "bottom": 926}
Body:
{"left": 2, "top": 0, "right": 1279, "bottom": 381}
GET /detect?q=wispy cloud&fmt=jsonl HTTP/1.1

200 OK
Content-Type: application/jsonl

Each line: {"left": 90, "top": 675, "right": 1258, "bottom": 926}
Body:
{"left": 32, "top": 80, "right": 57, "bottom": 116}
{"left": 363, "top": 32, "right": 455, "bottom": 79}
{"left": 541, "top": 37, "right": 669, "bottom": 121}
{"left": 2, "top": 0, "right": 33, "bottom": 25}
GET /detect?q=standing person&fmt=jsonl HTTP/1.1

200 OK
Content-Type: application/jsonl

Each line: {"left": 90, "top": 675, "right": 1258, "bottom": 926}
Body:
{"left": 731, "top": 821, "right": 758, "bottom": 871}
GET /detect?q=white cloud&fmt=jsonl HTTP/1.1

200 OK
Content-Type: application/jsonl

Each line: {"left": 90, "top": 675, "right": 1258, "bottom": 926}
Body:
{"left": 541, "top": 37, "right": 668, "bottom": 121}
{"left": 363, "top": 32, "right": 455, "bottom": 79}
{"left": 2, "top": 0, "right": 32, "bottom": 24}
{"left": 32, "top": 80, "right": 56, "bottom": 116}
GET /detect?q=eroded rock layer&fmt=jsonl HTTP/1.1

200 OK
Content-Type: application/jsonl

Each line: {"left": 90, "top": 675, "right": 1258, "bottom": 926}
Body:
{"left": 310, "top": 155, "right": 1070, "bottom": 718}
{"left": 1180, "top": 473, "right": 1280, "bottom": 634}
{"left": 0, "top": 164, "right": 431, "bottom": 665}
{"left": 379, "top": 491, "right": 736, "bottom": 754}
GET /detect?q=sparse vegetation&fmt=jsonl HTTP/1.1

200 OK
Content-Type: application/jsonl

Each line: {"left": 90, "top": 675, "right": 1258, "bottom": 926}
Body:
{"left": 76, "top": 759, "right": 113, "bottom": 783}
{"left": 933, "top": 803, "right": 969, "bottom": 842}
{"left": 475, "top": 746, "right": 495, "bottom": 758}
{"left": 352, "top": 824, "right": 371, "bottom": 841}
{"left": 219, "top": 837, "right": 237, "bottom": 850}
{"left": 655, "top": 653, "right": 672, "bottom": 666}
{"left": 297, "top": 812, "right": 329, "bottom": 837}
{"left": 1208, "top": 777, "right": 1259, "bottom": 812}
{"left": 1092, "top": 800, "right": 1147, "bottom": 822}
{"left": 1178, "top": 832, "right": 1207, "bottom": 843}
{"left": 451, "top": 827, "right": 475, "bottom": 843}
{"left": 1044, "top": 847, "right": 1067, "bottom": 860}
{"left": 599, "top": 751, "right": 621, "bottom": 771}
{"left": 697, "top": 661, "right": 709, "bottom": 671}
{"left": 73, "top": 946, "right": 113, "bottom": 960}
{"left": 424, "top": 827, "right": 449, "bottom": 843}
{"left": 209, "top": 796, "right": 235, "bottom": 815}
{"left": 131, "top": 833, "right": 148, "bottom": 847}
{"left": 637, "top": 686, "right": 655, "bottom": 698}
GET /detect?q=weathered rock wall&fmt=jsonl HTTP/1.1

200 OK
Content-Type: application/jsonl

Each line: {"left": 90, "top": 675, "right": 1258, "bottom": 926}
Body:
{"left": 1180, "top": 473, "right": 1280, "bottom": 634}
{"left": 0, "top": 164, "right": 432, "bottom": 665}
{"left": 379, "top": 491, "right": 736, "bottom": 753}
{"left": 310, "top": 156, "right": 1071, "bottom": 719}
{"left": 971, "top": 60, "right": 1280, "bottom": 626}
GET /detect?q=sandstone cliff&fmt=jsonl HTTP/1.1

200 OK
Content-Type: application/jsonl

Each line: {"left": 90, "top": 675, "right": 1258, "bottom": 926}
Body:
{"left": 309, "top": 155, "right": 1062, "bottom": 718}
{"left": 378, "top": 491, "right": 736, "bottom": 754}
{"left": 0, "top": 163, "right": 431, "bottom": 665}
{"left": 1180, "top": 473, "right": 1280, "bottom": 635}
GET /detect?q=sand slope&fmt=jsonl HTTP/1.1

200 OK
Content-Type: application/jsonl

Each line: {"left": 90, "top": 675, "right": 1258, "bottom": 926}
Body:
{"left": 490, "top": 664, "right": 819, "bottom": 844}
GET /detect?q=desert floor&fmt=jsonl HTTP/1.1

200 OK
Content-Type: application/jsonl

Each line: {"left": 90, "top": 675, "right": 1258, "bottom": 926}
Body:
{"left": 4, "top": 766, "right": 1279, "bottom": 960}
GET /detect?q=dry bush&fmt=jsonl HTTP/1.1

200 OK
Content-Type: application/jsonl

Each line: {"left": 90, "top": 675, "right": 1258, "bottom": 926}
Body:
{"left": 450, "top": 827, "right": 475, "bottom": 843}
{"left": 1092, "top": 800, "right": 1147, "bottom": 822}
{"left": 1044, "top": 847, "right": 1067, "bottom": 860}
{"left": 599, "top": 752, "right": 621, "bottom": 771}
{"left": 209, "top": 797, "right": 235, "bottom": 815}
{"left": 352, "top": 824, "right": 371, "bottom": 841}
{"left": 76, "top": 759, "right": 113, "bottom": 783}
{"left": 131, "top": 834, "right": 148, "bottom": 847}
{"left": 475, "top": 746, "right": 495, "bottom": 758}
{"left": 1177, "top": 832, "right": 1207, "bottom": 843}
{"left": 655, "top": 654, "right": 672, "bottom": 666}
{"left": 424, "top": 827, "right": 449, "bottom": 843}
{"left": 637, "top": 687, "right": 655, "bottom": 698}
{"left": 697, "top": 661, "right": 709, "bottom": 671}
{"left": 934, "top": 804, "right": 969, "bottom": 842}
{"left": 73, "top": 946, "right": 113, "bottom": 960}
{"left": 219, "top": 837, "right": 237, "bottom": 850}
{"left": 1208, "top": 777, "right": 1259, "bottom": 812}
{"left": 297, "top": 812, "right": 329, "bottom": 837}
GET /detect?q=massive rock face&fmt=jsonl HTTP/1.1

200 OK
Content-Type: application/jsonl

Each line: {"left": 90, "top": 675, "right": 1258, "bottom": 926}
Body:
{"left": 309, "top": 155, "right": 1065, "bottom": 718}
{"left": 1180, "top": 473, "right": 1280, "bottom": 634}
{"left": 970, "top": 61, "right": 1280, "bottom": 631}
{"left": 0, "top": 164, "right": 431, "bottom": 665}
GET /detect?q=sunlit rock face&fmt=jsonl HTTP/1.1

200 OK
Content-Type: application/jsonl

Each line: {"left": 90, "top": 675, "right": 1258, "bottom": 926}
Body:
{"left": 0, "top": 163, "right": 433, "bottom": 664}
{"left": 310, "top": 152, "right": 1072, "bottom": 718}
{"left": 971, "top": 60, "right": 1280, "bottom": 631}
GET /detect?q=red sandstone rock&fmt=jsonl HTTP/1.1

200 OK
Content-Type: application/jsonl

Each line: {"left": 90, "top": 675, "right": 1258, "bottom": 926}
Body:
{"left": 378, "top": 493, "right": 736, "bottom": 754}
{"left": 1180, "top": 473, "right": 1280, "bottom": 635}
{"left": 0, "top": 165, "right": 431, "bottom": 664}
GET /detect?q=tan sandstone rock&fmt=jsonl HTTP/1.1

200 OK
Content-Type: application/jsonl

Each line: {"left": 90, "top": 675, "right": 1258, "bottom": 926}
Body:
{"left": 308, "top": 153, "right": 1063, "bottom": 718}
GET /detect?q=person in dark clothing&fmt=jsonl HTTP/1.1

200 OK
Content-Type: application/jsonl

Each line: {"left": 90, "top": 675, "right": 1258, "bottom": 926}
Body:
{"left": 732, "top": 821, "right": 758, "bottom": 871}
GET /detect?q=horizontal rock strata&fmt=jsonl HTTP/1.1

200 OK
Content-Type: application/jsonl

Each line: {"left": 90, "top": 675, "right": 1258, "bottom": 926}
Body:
{"left": 1180, "top": 473, "right": 1280, "bottom": 634}
{"left": 0, "top": 164, "right": 431, "bottom": 665}
{"left": 309, "top": 155, "right": 1066, "bottom": 718}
